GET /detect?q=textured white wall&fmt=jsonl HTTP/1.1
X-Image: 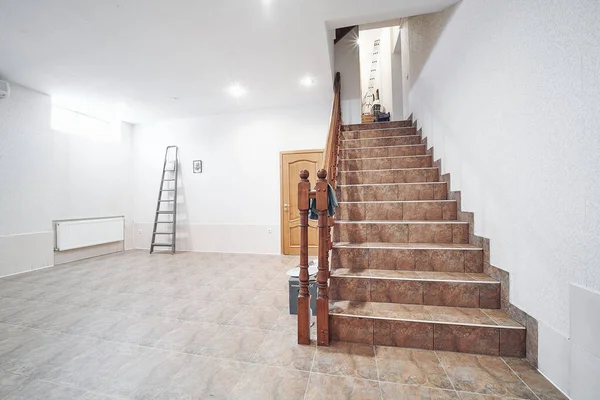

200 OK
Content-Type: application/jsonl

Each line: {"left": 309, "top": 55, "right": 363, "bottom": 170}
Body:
{"left": 131, "top": 102, "right": 331, "bottom": 254}
{"left": 359, "top": 27, "right": 394, "bottom": 118}
{"left": 334, "top": 27, "right": 362, "bottom": 125}
{"left": 408, "top": 0, "right": 600, "bottom": 396}
{"left": 0, "top": 83, "right": 134, "bottom": 277}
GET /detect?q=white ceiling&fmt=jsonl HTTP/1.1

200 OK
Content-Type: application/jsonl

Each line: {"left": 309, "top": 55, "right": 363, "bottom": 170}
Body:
{"left": 0, "top": 0, "right": 456, "bottom": 123}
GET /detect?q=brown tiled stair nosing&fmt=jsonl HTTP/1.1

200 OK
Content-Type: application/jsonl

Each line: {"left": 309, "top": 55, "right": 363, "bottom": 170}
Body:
{"left": 330, "top": 269, "right": 498, "bottom": 284}
{"left": 340, "top": 144, "right": 425, "bottom": 151}
{"left": 343, "top": 121, "right": 412, "bottom": 131}
{"left": 342, "top": 127, "right": 416, "bottom": 134}
{"left": 338, "top": 182, "right": 444, "bottom": 188}
{"left": 340, "top": 154, "right": 431, "bottom": 162}
{"left": 328, "top": 302, "right": 524, "bottom": 330}
{"left": 338, "top": 200, "right": 456, "bottom": 204}
{"left": 332, "top": 242, "right": 483, "bottom": 250}
{"left": 335, "top": 220, "right": 469, "bottom": 225}
{"left": 341, "top": 137, "right": 420, "bottom": 145}
{"left": 338, "top": 167, "right": 439, "bottom": 173}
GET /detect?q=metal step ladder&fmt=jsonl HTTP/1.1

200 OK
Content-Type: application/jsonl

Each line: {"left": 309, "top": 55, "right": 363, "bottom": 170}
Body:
{"left": 150, "top": 146, "right": 178, "bottom": 254}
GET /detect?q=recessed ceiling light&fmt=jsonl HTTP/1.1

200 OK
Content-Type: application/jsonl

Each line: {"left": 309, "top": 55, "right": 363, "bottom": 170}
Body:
{"left": 300, "top": 76, "right": 315, "bottom": 87}
{"left": 228, "top": 83, "right": 246, "bottom": 98}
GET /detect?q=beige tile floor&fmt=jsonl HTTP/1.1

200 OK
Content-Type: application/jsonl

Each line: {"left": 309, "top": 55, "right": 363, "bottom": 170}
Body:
{"left": 0, "top": 250, "right": 566, "bottom": 399}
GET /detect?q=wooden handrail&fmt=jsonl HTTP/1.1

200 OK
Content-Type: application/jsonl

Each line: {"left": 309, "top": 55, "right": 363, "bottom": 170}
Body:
{"left": 297, "top": 72, "right": 342, "bottom": 346}
{"left": 323, "top": 72, "right": 342, "bottom": 190}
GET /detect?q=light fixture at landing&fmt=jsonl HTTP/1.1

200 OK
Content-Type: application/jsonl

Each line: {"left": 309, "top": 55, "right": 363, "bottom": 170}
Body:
{"left": 228, "top": 83, "right": 246, "bottom": 98}
{"left": 300, "top": 76, "right": 315, "bottom": 87}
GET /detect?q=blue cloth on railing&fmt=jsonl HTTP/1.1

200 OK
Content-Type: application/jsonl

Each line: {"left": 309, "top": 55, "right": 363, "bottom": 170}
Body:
{"left": 309, "top": 183, "right": 338, "bottom": 220}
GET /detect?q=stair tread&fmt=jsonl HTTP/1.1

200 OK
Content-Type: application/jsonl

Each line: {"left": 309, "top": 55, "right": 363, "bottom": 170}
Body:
{"left": 334, "top": 242, "right": 482, "bottom": 250}
{"left": 338, "top": 182, "right": 443, "bottom": 187}
{"left": 331, "top": 268, "right": 497, "bottom": 283}
{"left": 336, "top": 220, "right": 468, "bottom": 225}
{"left": 341, "top": 154, "right": 431, "bottom": 161}
{"left": 341, "top": 144, "right": 424, "bottom": 150}
{"left": 339, "top": 200, "right": 455, "bottom": 204}
{"left": 343, "top": 127, "right": 415, "bottom": 134}
{"left": 339, "top": 167, "right": 438, "bottom": 173}
{"left": 329, "top": 300, "right": 523, "bottom": 329}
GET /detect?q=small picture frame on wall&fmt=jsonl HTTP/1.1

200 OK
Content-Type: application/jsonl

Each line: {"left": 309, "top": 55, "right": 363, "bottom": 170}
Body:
{"left": 193, "top": 160, "right": 202, "bottom": 174}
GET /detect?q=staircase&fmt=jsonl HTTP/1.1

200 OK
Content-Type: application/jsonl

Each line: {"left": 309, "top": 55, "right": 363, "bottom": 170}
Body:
{"left": 329, "top": 120, "right": 526, "bottom": 357}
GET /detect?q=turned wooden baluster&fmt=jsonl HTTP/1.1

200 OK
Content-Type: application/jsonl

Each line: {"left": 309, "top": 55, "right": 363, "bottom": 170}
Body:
{"left": 297, "top": 169, "right": 311, "bottom": 345}
{"left": 315, "top": 169, "right": 330, "bottom": 346}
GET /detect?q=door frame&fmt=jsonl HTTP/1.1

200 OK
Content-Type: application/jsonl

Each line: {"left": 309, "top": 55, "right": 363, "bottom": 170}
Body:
{"left": 279, "top": 149, "right": 324, "bottom": 255}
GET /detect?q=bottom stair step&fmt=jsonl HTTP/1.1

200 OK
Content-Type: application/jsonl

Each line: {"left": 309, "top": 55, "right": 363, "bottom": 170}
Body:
{"left": 329, "top": 301, "right": 525, "bottom": 357}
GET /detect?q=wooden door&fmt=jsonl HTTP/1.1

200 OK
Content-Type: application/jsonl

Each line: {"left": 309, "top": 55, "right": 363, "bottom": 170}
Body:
{"left": 281, "top": 150, "right": 323, "bottom": 255}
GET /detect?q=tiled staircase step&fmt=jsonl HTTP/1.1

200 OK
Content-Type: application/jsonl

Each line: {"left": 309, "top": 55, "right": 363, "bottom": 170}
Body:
{"left": 329, "top": 301, "right": 525, "bottom": 357}
{"left": 341, "top": 144, "right": 426, "bottom": 159}
{"left": 338, "top": 200, "right": 457, "bottom": 221}
{"left": 334, "top": 220, "right": 469, "bottom": 244}
{"left": 337, "top": 182, "right": 447, "bottom": 202}
{"left": 340, "top": 155, "right": 433, "bottom": 171}
{"left": 343, "top": 120, "right": 412, "bottom": 131}
{"left": 342, "top": 127, "right": 417, "bottom": 140}
{"left": 341, "top": 135, "right": 421, "bottom": 149}
{"left": 330, "top": 269, "right": 500, "bottom": 309}
{"left": 331, "top": 243, "right": 483, "bottom": 273}
{"left": 338, "top": 168, "right": 439, "bottom": 185}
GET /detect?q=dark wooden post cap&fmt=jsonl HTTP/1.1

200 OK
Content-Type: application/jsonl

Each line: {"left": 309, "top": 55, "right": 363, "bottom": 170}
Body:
{"left": 317, "top": 169, "right": 327, "bottom": 180}
{"left": 300, "top": 169, "right": 310, "bottom": 179}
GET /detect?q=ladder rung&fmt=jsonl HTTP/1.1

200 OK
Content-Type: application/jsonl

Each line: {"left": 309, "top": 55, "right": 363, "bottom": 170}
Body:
{"left": 152, "top": 243, "right": 173, "bottom": 247}
{"left": 159, "top": 200, "right": 174, "bottom": 202}
{"left": 162, "top": 179, "right": 175, "bottom": 181}
{"left": 153, "top": 232, "right": 173, "bottom": 235}
{"left": 155, "top": 221, "right": 173, "bottom": 224}
{"left": 157, "top": 211, "right": 174, "bottom": 214}
{"left": 161, "top": 189, "right": 175, "bottom": 192}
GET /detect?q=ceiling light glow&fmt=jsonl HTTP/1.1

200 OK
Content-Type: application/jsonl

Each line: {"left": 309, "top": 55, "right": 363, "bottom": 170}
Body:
{"left": 228, "top": 83, "right": 246, "bottom": 98}
{"left": 300, "top": 76, "right": 315, "bottom": 87}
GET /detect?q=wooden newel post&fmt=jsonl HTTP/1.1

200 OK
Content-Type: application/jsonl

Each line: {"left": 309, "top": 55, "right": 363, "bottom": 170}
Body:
{"left": 315, "top": 169, "right": 330, "bottom": 346}
{"left": 297, "top": 169, "right": 311, "bottom": 345}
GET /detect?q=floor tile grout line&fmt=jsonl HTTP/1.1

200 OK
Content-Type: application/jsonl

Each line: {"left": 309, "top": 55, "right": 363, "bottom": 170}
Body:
{"left": 372, "top": 345, "right": 384, "bottom": 400}
{"left": 0, "top": 320, "right": 319, "bottom": 382}
{"left": 501, "top": 358, "right": 541, "bottom": 400}
{"left": 1, "top": 316, "right": 544, "bottom": 400}
{"left": 302, "top": 340, "right": 319, "bottom": 400}
{"left": 434, "top": 351, "right": 459, "bottom": 395}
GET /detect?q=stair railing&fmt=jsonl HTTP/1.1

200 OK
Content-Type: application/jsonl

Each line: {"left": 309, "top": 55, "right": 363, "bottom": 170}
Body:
{"left": 297, "top": 72, "right": 341, "bottom": 346}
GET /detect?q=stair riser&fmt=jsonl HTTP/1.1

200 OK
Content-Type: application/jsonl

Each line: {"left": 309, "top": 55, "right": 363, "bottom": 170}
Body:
{"left": 337, "top": 183, "right": 447, "bottom": 202}
{"left": 340, "top": 156, "right": 432, "bottom": 171}
{"left": 343, "top": 121, "right": 412, "bottom": 131}
{"left": 341, "top": 145, "right": 426, "bottom": 159}
{"left": 338, "top": 201, "right": 457, "bottom": 221}
{"left": 342, "top": 136, "right": 420, "bottom": 149}
{"left": 338, "top": 169, "right": 439, "bottom": 185}
{"left": 334, "top": 222, "right": 469, "bottom": 244}
{"left": 330, "top": 277, "right": 500, "bottom": 309}
{"left": 331, "top": 247, "right": 483, "bottom": 273}
{"left": 329, "top": 315, "right": 525, "bottom": 357}
{"left": 343, "top": 127, "right": 417, "bottom": 139}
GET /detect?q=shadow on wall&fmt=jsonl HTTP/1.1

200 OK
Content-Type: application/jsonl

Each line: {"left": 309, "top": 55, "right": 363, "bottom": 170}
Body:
{"left": 409, "top": 2, "right": 461, "bottom": 87}
{"left": 175, "top": 167, "right": 191, "bottom": 252}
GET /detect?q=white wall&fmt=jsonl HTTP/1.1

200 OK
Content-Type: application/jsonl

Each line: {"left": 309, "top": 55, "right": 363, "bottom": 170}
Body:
{"left": 132, "top": 102, "right": 331, "bottom": 254}
{"left": 407, "top": 0, "right": 600, "bottom": 396}
{"left": 0, "top": 83, "right": 134, "bottom": 278}
{"left": 334, "top": 27, "right": 362, "bottom": 125}
{"left": 359, "top": 27, "right": 394, "bottom": 118}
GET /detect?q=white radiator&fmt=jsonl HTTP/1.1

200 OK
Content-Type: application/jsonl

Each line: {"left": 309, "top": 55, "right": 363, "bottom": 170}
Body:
{"left": 55, "top": 217, "right": 125, "bottom": 251}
